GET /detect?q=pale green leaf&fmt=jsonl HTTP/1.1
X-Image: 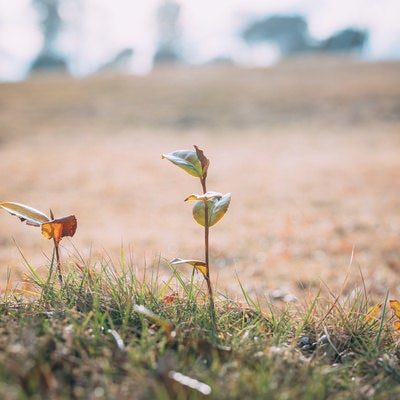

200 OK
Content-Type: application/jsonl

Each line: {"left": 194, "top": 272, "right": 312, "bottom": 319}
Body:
{"left": 162, "top": 150, "right": 203, "bottom": 177}
{"left": 210, "top": 192, "right": 231, "bottom": 225}
{"left": 192, "top": 193, "right": 231, "bottom": 227}
{"left": 0, "top": 202, "right": 50, "bottom": 227}
{"left": 184, "top": 191, "right": 223, "bottom": 202}
{"left": 170, "top": 257, "right": 208, "bottom": 278}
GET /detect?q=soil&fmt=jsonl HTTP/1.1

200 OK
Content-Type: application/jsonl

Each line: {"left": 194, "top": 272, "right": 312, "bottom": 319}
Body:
{"left": 0, "top": 56, "right": 399, "bottom": 302}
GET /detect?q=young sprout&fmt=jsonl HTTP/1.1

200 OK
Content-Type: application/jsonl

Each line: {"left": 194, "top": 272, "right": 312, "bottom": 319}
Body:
{"left": 0, "top": 202, "right": 77, "bottom": 284}
{"left": 162, "top": 145, "right": 231, "bottom": 330}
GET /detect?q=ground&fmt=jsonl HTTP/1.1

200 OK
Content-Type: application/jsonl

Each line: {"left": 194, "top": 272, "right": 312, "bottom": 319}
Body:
{"left": 0, "top": 55, "right": 399, "bottom": 302}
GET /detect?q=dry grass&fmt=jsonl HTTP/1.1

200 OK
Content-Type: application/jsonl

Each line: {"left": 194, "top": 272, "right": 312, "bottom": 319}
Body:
{"left": 0, "top": 55, "right": 399, "bottom": 301}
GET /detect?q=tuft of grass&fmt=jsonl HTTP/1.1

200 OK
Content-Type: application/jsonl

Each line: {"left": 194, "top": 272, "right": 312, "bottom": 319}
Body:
{"left": 0, "top": 256, "right": 400, "bottom": 400}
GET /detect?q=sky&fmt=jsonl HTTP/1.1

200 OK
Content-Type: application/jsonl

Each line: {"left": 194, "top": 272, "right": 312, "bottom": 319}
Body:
{"left": 0, "top": 0, "right": 399, "bottom": 81}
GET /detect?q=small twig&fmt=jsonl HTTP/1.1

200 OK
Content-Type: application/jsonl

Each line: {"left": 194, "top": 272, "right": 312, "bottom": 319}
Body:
{"left": 53, "top": 238, "right": 63, "bottom": 285}
{"left": 50, "top": 209, "right": 63, "bottom": 285}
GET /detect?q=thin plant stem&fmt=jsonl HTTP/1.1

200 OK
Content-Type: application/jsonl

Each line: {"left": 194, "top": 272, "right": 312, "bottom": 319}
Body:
{"left": 201, "top": 178, "right": 209, "bottom": 267}
{"left": 53, "top": 238, "right": 63, "bottom": 285}
{"left": 50, "top": 209, "right": 63, "bottom": 285}
{"left": 201, "top": 177, "right": 217, "bottom": 331}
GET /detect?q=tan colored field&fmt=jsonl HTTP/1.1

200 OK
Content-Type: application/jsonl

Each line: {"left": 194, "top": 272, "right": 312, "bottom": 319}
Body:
{"left": 0, "top": 56, "right": 399, "bottom": 301}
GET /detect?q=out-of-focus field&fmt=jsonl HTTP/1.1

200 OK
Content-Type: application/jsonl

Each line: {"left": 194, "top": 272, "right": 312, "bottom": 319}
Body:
{"left": 0, "top": 56, "right": 399, "bottom": 300}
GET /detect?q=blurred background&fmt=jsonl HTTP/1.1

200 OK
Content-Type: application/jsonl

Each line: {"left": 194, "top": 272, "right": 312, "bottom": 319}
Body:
{"left": 0, "top": 1, "right": 399, "bottom": 301}
{"left": 1, "top": 0, "right": 400, "bottom": 81}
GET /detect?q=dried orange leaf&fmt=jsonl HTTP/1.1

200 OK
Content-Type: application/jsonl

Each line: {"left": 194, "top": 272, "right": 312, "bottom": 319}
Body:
{"left": 41, "top": 215, "right": 77, "bottom": 243}
{"left": 170, "top": 258, "right": 208, "bottom": 278}
{"left": 162, "top": 150, "right": 203, "bottom": 178}
{"left": 389, "top": 300, "right": 400, "bottom": 319}
{"left": 365, "top": 304, "right": 382, "bottom": 323}
{"left": 0, "top": 202, "right": 50, "bottom": 226}
{"left": 162, "top": 293, "right": 178, "bottom": 305}
{"left": 394, "top": 321, "right": 400, "bottom": 333}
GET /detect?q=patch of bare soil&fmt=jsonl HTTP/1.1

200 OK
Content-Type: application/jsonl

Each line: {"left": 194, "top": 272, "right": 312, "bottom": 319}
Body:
{"left": 0, "top": 56, "right": 399, "bottom": 301}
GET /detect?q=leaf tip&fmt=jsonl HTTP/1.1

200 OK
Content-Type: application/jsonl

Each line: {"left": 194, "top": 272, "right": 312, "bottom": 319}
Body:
{"left": 184, "top": 194, "right": 197, "bottom": 202}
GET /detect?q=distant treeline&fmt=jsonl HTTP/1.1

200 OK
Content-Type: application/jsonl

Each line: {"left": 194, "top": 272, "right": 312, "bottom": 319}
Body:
{"left": 28, "top": 0, "right": 367, "bottom": 76}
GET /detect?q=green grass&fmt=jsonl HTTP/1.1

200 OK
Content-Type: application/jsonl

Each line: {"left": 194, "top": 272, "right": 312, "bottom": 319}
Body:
{"left": 0, "top": 256, "right": 400, "bottom": 399}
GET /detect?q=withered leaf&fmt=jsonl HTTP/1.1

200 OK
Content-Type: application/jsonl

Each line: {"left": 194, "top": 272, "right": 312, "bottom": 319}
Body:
{"left": 193, "top": 145, "right": 210, "bottom": 179}
{"left": 41, "top": 215, "right": 77, "bottom": 243}
{"left": 170, "top": 258, "right": 208, "bottom": 278}
{"left": 389, "top": 300, "right": 400, "bottom": 333}
{"left": 0, "top": 202, "right": 77, "bottom": 244}
{"left": 365, "top": 304, "right": 382, "bottom": 323}
{"left": 390, "top": 300, "right": 400, "bottom": 319}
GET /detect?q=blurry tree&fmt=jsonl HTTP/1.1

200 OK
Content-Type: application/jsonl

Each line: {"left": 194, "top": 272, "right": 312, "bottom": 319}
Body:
{"left": 154, "top": 0, "right": 182, "bottom": 64}
{"left": 30, "top": 0, "right": 68, "bottom": 73}
{"left": 320, "top": 28, "right": 368, "bottom": 52}
{"left": 242, "top": 15, "right": 313, "bottom": 55}
{"left": 242, "top": 15, "right": 368, "bottom": 57}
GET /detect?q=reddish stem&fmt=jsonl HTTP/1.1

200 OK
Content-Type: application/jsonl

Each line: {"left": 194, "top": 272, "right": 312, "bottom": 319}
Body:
{"left": 53, "top": 238, "right": 63, "bottom": 285}
{"left": 201, "top": 177, "right": 216, "bottom": 331}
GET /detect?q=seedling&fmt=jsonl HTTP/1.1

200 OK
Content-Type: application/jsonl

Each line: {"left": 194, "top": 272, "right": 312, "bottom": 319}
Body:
{"left": 0, "top": 202, "right": 77, "bottom": 284}
{"left": 162, "top": 145, "right": 231, "bottom": 329}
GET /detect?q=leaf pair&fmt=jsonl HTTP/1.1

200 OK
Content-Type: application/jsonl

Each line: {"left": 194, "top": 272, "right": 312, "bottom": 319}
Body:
{"left": 185, "top": 192, "right": 231, "bottom": 227}
{"left": 0, "top": 202, "right": 77, "bottom": 243}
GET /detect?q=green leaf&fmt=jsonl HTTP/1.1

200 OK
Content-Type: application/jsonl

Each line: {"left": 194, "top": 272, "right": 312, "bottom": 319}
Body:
{"left": 0, "top": 202, "right": 50, "bottom": 227}
{"left": 191, "top": 193, "right": 231, "bottom": 227}
{"left": 170, "top": 258, "right": 208, "bottom": 278}
{"left": 162, "top": 150, "right": 203, "bottom": 178}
